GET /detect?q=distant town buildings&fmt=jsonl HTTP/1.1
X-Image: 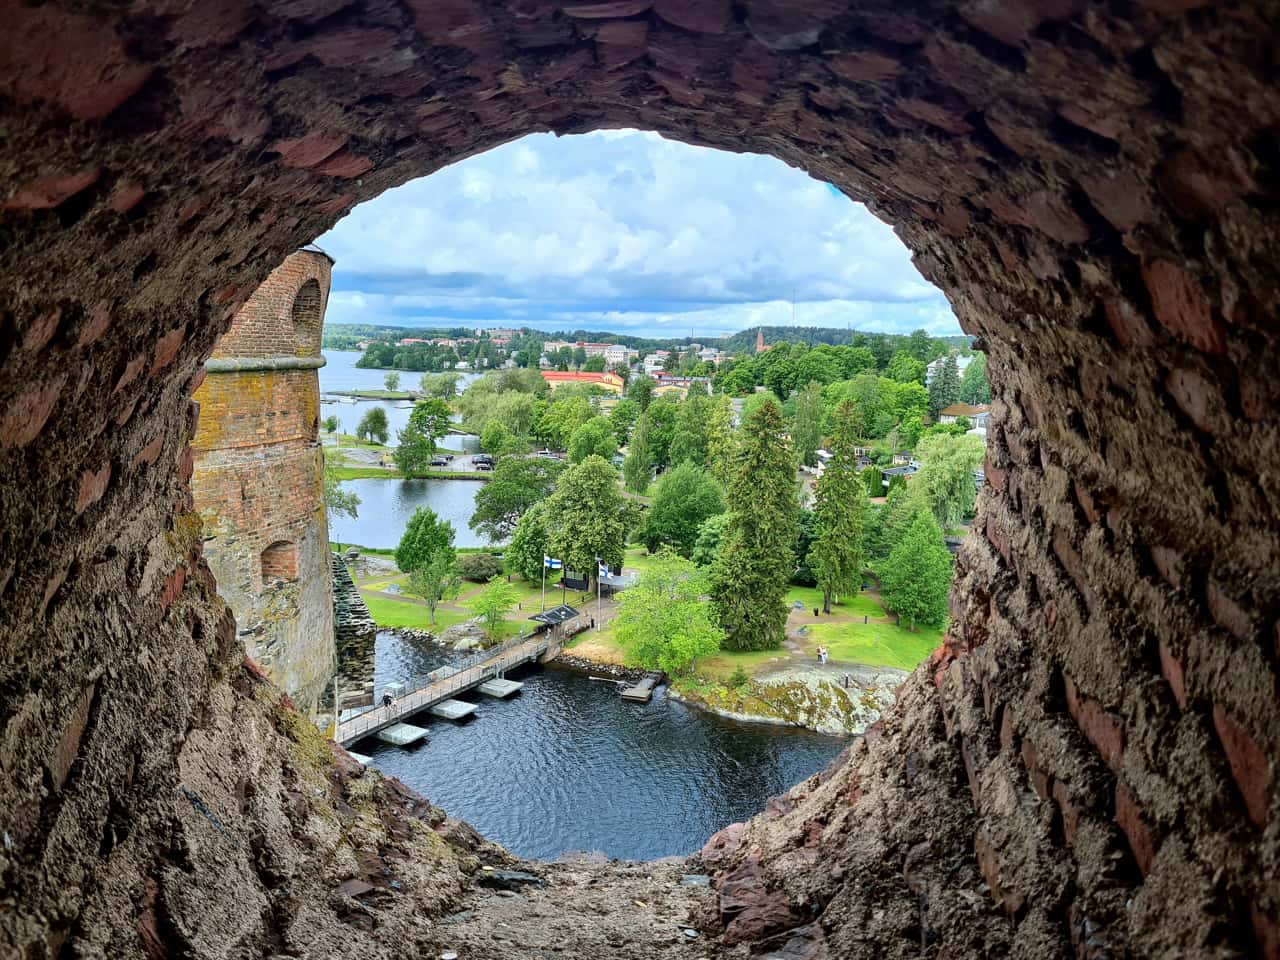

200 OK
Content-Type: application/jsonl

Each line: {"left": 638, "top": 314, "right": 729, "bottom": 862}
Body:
{"left": 540, "top": 370, "right": 625, "bottom": 393}
{"left": 938, "top": 402, "right": 992, "bottom": 428}
{"left": 926, "top": 353, "right": 975, "bottom": 385}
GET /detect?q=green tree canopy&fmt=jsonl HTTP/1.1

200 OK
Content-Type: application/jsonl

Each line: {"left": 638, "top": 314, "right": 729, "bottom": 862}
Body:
{"left": 788, "top": 381, "right": 825, "bottom": 468}
{"left": 544, "top": 455, "right": 627, "bottom": 588}
{"left": 644, "top": 396, "right": 680, "bottom": 469}
{"left": 614, "top": 552, "right": 723, "bottom": 676}
{"left": 407, "top": 551, "right": 461, "bottom": 627}
{"left": 356, "top": 407, "right": 389, "bottom": 444}
{"left": 886, "top": 351, "right": 927, "bottom": 385}
{"left": 480, "top": 419, "right": 514, "bottom": 456}
{"left": 395, "top": 397, "right": 454, "bottom": 477}
{"left": 705, "top": 394, "right": 737, "bottom": 485}
{"left": 691, "top": 512, "right": 730, "bottom": 567}
{"left": 667, "top": 393, "right": 710, "bottom": 468}
{"left": 395, "top": 507, "right": 456, "bottom": 574}
{"left": 609, "top": 398, "right": 640, "bottom": 445}
{"left": 879, "top": 509, "right": 952, "bottom": 630}
{"left": 384, "top": 371, "right": 400, "bottom": 391}
{"left": 470, "top": 456, "right": 564, "bottom": 543}
{"left": 582, "top": 354, "right": 607, "bottom": 372}
{"left": 710, "top": 398, "right": 797, "bottom": 651}
{"left": 323, "top": 455, "right": 360, "bottom": 550}
{"left": 959, "top": 352, "right": 991, "bottom": 404}
{"left": 507, "top": 501, "right": 550, "bottom": 583}
{"left": 640, "top": 462, "right": 724, "bottom": 557}
{"left": 629, "top": 375, "right": 656, "bottom": 410}
{"left": 538, "top": 395, "right": 594, "bottom": 449}
{"left": 323, "top": 415, "right": 339, "bottom": 434}
{"left": 622, "top": 412, "right": 653, "bottom": 494}
{"left": 472, "top": 576, "right": 519, "bottom": 642}
{"left": 807, "top": 400, "right": 867, "bottom": 613}
{"left": 568, "top": 416, "right": 619, "bottom": 464}
{"left": 914, "top": 432, "right": 986, "bottom": 529}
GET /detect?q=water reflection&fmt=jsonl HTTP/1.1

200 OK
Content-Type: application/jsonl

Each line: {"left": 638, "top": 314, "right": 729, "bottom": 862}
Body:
{"left": 328, "top": 478, "right": 495, "bottom": 549}
{"left": 357, "top": 631, "right": 846, "bottom": 861}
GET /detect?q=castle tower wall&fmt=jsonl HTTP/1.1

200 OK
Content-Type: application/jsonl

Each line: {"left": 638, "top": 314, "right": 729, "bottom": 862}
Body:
{"left": 191, "top": 249, "right": 336, "bottom": 710}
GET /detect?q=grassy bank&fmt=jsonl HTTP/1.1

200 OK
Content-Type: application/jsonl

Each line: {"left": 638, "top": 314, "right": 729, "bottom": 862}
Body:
{"left": 329, "top": 389, "right": 417, "bottom": 400}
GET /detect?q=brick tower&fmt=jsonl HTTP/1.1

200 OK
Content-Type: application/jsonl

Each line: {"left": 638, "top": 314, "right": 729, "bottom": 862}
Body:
{"left": 190, "top": 249, "right": 337, "bottom": 711}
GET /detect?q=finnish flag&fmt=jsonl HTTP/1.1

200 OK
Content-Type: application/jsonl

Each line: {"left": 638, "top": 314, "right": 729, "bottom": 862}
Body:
{"left": 543, "top": 555, "right": 562, "bottom": 570}
{"left": 598, "top": 560, "right": 610, "bottom": 578}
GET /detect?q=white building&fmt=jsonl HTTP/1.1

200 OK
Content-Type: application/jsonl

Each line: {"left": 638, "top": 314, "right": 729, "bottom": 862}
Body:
{"left": 925, "top": 353, "right": 975, "bottom": 385}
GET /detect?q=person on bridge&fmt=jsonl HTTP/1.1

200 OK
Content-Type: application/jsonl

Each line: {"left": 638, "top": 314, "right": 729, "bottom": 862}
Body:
{"left": 382, "top": 692, "right": 394, "bottom": 709}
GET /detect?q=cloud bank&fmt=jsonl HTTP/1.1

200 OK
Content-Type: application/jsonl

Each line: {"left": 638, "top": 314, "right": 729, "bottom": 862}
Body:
{"left": 316, "top": 130, "right": 959, "bottom": 338}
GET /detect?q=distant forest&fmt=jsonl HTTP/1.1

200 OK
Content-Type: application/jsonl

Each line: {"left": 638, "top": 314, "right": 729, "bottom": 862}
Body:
{"left": 322, "top": 322, "right": 973, "bottom": 355}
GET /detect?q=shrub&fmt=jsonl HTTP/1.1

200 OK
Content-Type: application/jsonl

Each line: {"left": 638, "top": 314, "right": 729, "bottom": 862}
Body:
{"left": 728, "top": 665, "right": 750, "bottom": 690}
{"left": 458, "top": 552, "right": 504, "bottom": 581}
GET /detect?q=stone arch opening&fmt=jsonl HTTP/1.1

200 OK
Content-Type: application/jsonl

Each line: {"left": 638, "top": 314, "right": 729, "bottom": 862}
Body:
{"left": 290, "top": 279, "right": 323, "bottom": 359}
{"left": 1, "top": 3, "right": 1277, "bottom": 957}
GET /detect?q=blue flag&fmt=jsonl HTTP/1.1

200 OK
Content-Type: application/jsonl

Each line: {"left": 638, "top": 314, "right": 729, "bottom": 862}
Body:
{"left": 543, "top": 555, "right": 562, "bottom": 570}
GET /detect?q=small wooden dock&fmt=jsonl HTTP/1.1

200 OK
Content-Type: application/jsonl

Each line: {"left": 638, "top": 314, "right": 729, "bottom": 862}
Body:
{"left": 336, "top": 632, "right": 558, "bottom": 747}
{"left": 620, "top": 672, "right": 664, "bottom": 703}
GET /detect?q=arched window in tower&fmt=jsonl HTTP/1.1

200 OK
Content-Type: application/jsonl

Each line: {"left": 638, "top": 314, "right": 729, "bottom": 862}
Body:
{"left": 290, "top": 279, "right": 323, "bottom": 358}
{"left": 260, "top": 540, "right": 298, "bottom": 585}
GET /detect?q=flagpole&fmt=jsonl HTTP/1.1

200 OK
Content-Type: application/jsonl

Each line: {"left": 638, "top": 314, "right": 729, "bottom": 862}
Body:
{"left": 541, "top": 557, "right": 546, "bottom": 612}
{"left": 596, "top": 557, "right": 602, "bottom": 631}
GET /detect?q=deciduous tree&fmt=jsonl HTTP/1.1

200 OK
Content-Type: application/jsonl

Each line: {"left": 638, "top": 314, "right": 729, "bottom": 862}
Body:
{"left": 615, "top": 552, "right": 723, "bottom": 675}
{"left": 705, "top": 393, "right": 736, "bottom": 485}
{"left": 395, "top": 507, "right": 455, "bottom": 574}
{"left": 667, "top": 393, "right": 710, "bottom": 467}
{"left": 470, "top": 457, "right": 563, "bottom": 543}
{"left": 879, "top": 509, "right": 952, "bottom": 630}
{"left": 544, "top": 455, "right": 627, "bottom": 589}
{"left": 623, "top": 413, "right": 652, "bottom": 494}
{"left": 384, "top": 371, "right": 400, "bottom": 391}
{"left": 568, "top": 416, "right": 619, "bottom": 464}
{"left": 710, "top": 398, "right": 797, "bottom": 651}
{"left": 472, "top": 576, "right": 519, "bottom": 642}
{"left": 640, "top": 462, "right": 724, "bottom": 557}
{"left": 959, "top": 352, "right": 991, "bottom": 404}
{"left": 789, "top": 381, "right": 825, "bottom": 467}
{"left": 914, "top": 432, "right": 985, "bottom": 529}
{"left": 356, "top": 407, "right": 389, "bottom": 444}
{"left": 408, "top": 551, "right": 460, "bottom": 626}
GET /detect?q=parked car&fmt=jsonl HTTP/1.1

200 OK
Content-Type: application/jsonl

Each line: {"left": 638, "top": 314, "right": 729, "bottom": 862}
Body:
{"left": 474, "top": 461, "right": 494, "bottom": 471}
{"left": 471, "top": 454, "right": 494, "bottom": 466}
{"left": 430, "top": 456, "right": 449, "bottom": 467}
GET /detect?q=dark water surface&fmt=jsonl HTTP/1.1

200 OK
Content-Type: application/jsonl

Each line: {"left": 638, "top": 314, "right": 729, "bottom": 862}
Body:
{"left": 355, "top": 632, "right": 848, "bottom": 861}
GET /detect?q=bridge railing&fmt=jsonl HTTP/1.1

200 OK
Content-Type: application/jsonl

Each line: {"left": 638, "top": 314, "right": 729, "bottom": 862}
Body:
{"left": 338, "top": 630, "right": 555, "bottom": 743}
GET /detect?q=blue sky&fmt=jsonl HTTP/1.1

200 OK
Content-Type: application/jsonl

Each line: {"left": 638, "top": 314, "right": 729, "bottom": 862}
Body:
{"left": 316, "top": 130, "right": 959, "bottom": 339}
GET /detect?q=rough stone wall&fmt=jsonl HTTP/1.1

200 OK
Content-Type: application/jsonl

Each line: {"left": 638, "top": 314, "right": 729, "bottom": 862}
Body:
{"left": 191, "top": 249, "right": 336, "bottom": 710}
{"left": 0, "top": 2, "right": 1277, "bottom": 958}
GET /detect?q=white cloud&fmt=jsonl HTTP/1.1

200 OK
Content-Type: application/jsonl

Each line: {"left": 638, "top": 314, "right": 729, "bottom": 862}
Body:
{"left": 316, "top": 130, "right": 958, "bottom": 338}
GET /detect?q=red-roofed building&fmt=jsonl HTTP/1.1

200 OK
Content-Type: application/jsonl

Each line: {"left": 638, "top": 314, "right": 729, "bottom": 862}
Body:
{"left": 540, "top": 370, "right": 625, "bottom": 393}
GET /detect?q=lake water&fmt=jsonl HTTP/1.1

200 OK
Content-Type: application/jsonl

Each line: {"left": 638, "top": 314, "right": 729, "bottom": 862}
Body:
{"left": 328, "top": 477, "right": 496, "bottom": 549}
{"left": 319, "top": 350, "right": 479, "bottom": 449}
{"left": 356, "top": 631, "right": 848, "bottom": 861}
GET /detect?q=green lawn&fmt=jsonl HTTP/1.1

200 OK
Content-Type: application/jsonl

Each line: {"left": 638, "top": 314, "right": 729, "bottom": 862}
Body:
{"left": 695, "top": 648, "right": 791, "bottom": 682}
{"left": 329, "top": 464, "right": 404, "bottom": 480}
{"left": 784, "top": 585, "right": 884, "bottom": 618}
{"left": 803, "top": 620, "right": 942, "bottom": 671}
{"left": 360, "top": 593, "right": 473, "bottom": 631}
{"left": 333, "top": 389, "right": 416, "bottom": 400}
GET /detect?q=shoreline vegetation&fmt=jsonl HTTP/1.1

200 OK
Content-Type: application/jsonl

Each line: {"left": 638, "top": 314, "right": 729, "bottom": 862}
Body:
{"left": 339, "top": 543, "right": 940, "bottom": 735}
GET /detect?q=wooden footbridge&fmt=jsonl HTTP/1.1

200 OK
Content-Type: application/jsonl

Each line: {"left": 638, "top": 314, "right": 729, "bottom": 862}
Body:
{"left": 335, "top": 631, "right": 561, "bottom": 747}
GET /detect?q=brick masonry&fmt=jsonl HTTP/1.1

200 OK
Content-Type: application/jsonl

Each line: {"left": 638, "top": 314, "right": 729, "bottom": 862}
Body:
{"left": 191, "top": 249, "right": 336, "bottom": 711}
{"left": 0, "top": 2, "right": 1277, "bottom": 957}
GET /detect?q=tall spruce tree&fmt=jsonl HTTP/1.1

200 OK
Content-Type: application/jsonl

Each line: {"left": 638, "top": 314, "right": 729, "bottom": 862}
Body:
{"left": 927, "top": 354, "right": 961, "bottom": 418}
{"left": 807, "top": 400, "right": 866, "bottom": 613}
{"left": 710, "top": 398, "right": 797, "bottom": 651}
